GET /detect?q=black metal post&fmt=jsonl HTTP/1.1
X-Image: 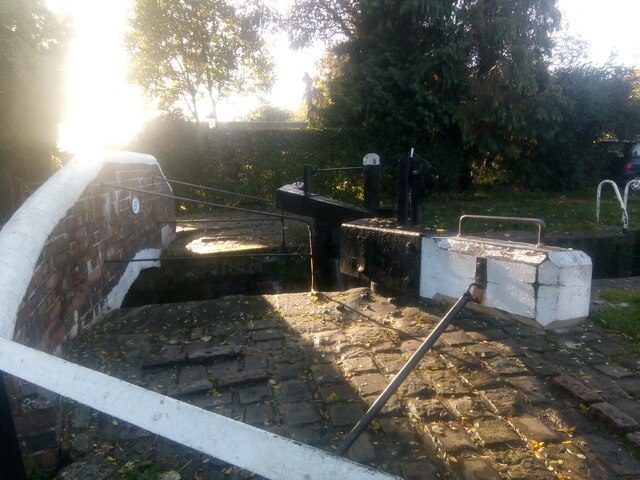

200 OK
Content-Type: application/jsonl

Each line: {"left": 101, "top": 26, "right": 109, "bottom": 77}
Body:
{"left": 410, "top": 191, "right": 421, "bottom": 227}
{"left": 364, "top": 163, "right": 381, "bottom": 213}
{"left": 303, "top": 165, "right": 315, "bottom": 196}
{"left": 337, "top": 286, "right": 476, "bottom": 456}
{"left": 396, "top": 156, "right": 410, "bottom": 225}
{"left": 0, "top": 372, "right": 27, "bottom": 480}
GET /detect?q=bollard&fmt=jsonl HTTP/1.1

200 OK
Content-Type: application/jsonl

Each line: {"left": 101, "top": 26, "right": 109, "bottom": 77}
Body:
{"left": 363, "top": 153, "right": 381, "bottom": 213}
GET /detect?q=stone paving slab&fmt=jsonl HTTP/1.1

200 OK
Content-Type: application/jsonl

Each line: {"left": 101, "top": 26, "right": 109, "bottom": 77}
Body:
{"left": 58, "top": 287, "right": 640, "bottom": 479}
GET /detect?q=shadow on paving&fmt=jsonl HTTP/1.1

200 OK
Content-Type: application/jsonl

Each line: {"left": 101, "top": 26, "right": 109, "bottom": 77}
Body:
{"left": 57, "top": 288, "right": 640, "bottom": 480}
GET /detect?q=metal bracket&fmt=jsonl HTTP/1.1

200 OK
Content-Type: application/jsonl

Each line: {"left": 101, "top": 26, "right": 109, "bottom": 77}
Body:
{"left": 472, "top": 257, "right": 487, "bottom": 303}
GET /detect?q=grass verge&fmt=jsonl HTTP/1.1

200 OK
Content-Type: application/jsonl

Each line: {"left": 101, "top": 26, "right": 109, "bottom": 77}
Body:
{"left": 591, "top": 289, "right": 640, "bottom": 344}
{"left": 422, "top": 189, "right": 639, "bottom": 233}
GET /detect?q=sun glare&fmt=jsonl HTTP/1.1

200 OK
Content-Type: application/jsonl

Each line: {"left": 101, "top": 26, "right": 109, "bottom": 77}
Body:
{"left": 559, "top": 0, "right": 640, "bottom": 66}
{"left": 46, "top": 0, "right": 315, "bottom": 154}
{"left": 47, "top": 0, "right": 149, "bottom": 153}
{"left": 45, "top": 0, "right": 639, "bottom": 155}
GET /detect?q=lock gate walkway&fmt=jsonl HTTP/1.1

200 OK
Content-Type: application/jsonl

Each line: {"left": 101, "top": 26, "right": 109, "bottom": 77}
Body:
{"left": 53, "top": 279, "right": 640, "bottom": 480}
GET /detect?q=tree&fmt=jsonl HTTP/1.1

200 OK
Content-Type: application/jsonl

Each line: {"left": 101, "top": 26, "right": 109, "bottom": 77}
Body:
{"left": 286, "top": 0, "right": 358, "bottom": 49}
{"left": 0, "top": 0, "right": 69, "bottom": 220}
{"left": 455, "top": 0, "right": 564, "bottom": 187}
{"left": 532, "top": 41, "right": 640, "bottom": 189}
{"left": 126, "top": 0, "right": 275, "bottom": 123}
{"left": 287, "top": 0, "right": 564, "bottom": 189}
{"left": 246, "top": 103, "right": 292, "bottom": 121}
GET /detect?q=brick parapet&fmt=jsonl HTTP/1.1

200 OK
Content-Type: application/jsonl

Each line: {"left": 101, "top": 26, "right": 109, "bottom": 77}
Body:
{"left": 0, "top": 150, "right": 175, "bottom": 469}
{"left": 13, "top": 163, "right": 174, "bottom": 351}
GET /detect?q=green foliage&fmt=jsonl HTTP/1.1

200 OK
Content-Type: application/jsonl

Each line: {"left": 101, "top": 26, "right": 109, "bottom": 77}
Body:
{"left": 286, "top": 0, "right": 358, "bottom": 49}
{"left": 591, "top": 289, "right": 640, "bottom": 344}
{"left": 246, "top": 103, "right": 292, "bottom": 121}
{"left": 27, "top": 467, "right": 53, "bottom": 480}
{"left": 128, "top": 116, "right": 385, "bottom": 207}
{"left": 288, "top": 0, "right": 565, "bottom": 190}
{"left": 121, "top": 462, "right": 159, "bottom": 480}
{"left": 126, "top": 0, "right": 274, "bottom": 122}
{"left": 422, "top": 189, "right": 601, "bottom": 232}
{"left": 526, "top": 40, "right": 640, "bottom": 190}
{"left": 286, "top": 0, "right": 640, "bottom": 191}
{"left": 0, "top": 0, "right": 69, "bottom": 220}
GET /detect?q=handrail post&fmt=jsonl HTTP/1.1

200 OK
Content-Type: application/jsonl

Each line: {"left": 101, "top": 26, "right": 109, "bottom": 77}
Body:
{"left": 363, "top": 154, "right": 381, "bottom": 213}
{"left": 597, "top": 180, "right": 628, "bottom": 233}
{"left": 623, "top": 179, "right": 640, "bottom": 231}
{"left": 303, "top": 165, "right": 315, "bottom": 196}
{"left": 396, "top": 156, "right": 411, "bottom": 225}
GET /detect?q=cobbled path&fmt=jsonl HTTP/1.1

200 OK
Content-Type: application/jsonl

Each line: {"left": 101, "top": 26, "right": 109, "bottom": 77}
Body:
{"left": 57, "top": 286, "right": 640, "bottom": 480}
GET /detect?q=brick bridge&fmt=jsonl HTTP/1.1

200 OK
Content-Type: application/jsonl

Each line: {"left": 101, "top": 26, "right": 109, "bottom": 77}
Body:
{"left": 0, "top": 151, "right": 175, "bottom": 469}
{"left": 1, "top": 151, "right": 640, "bottom": 479}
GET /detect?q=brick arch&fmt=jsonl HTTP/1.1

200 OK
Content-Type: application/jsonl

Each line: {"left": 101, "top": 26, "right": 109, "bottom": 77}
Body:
{"left": 0, "top": 150, "right": 175, "bottom": 468}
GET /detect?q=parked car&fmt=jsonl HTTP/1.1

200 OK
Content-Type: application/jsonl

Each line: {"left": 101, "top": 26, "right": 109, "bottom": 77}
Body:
{"left": 598, "top": 140, "right": 640, "bottom": 187}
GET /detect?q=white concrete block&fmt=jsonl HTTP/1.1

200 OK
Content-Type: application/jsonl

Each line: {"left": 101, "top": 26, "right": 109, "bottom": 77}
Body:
{"left": 420, "top": 236, "right": 592, "bottom": 329}
{"left": 420, "top": 239, "right": 476, "bottom": 298}
{"left": 484, "top": 258, "right": 536, "bottom": 319}
{"left": 537, "top": 259, "right": 559, "bottom": 285}
{"left": 535, "top": 285, "right": 560, "bottom": 326}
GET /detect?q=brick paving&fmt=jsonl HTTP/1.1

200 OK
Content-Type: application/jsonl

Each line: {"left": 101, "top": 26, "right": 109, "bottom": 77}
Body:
{"left": 57, "top": 286, "right": 640, "bottom": 479}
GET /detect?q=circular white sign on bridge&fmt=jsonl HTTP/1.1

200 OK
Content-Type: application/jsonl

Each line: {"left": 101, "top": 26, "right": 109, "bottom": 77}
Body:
{"left": 131, "top": 196, "right": 141, "bottom": 214}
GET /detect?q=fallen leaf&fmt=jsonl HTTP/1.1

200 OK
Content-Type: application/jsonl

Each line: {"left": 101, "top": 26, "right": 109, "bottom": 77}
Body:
{"left": 158, "top": 471, "right": 181, "bottom": 480}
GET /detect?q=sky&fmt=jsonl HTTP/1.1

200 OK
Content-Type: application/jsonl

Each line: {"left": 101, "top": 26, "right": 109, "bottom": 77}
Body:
{"left": 45, "top": 0, "right": 640, "bottom": 153}
{"left": 559, "top": 0, "right": 640, "bottom": 65}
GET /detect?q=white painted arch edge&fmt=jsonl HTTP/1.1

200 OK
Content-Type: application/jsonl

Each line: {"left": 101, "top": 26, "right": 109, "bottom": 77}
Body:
{"left": 0, "top": 150, "right": 168, "bottom": 340}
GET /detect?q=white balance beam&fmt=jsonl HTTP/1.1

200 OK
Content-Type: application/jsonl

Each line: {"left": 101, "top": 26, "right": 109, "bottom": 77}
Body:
{"left": 0, "top": 337, "right": 398, "bottom": 480}
{"left": 420, "top": 236, "right": 592, "bottom": 329}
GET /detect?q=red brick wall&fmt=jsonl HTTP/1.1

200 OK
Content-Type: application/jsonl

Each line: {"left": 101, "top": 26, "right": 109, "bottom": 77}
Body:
{"left": 13, "top": 163, "right": 174, "bottom": 350}
{"left": 4, "top": 159, "right": 175, "bottom": 470}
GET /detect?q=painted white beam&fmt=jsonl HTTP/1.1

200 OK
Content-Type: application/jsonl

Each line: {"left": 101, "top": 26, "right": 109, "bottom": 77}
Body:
{"left": 420, "top": 236, "right": 592, "bottom": 328}
{"left": 0, "top": 338, "right": 398, "bottom": 480}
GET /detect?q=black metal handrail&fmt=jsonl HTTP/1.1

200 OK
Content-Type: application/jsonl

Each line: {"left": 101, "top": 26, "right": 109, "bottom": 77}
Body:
{"left": 101, "top": 182, "right": 316, "bottom": 291}
{"left": 302, "top": 162, "right": 381, "bottom": 212}
{"left": 155, "top": 177, "right": 276, "bottom": 204}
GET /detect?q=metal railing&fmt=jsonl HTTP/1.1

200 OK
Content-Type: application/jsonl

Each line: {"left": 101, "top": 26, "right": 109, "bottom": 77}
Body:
{"left": 0, "top": 337, "right": 398, "bottom": 480}
{"left": 101, "top": 181, "right": 317, "bottom": 291}
{"left": 596, "top": 179, "right": 640, "bottom": 232}
{"left": 302, "top": 154, "right": 382, "bottom": 212}
{"left": 0, "top": 175, "right": 399, "bottom": 480}
{"left": 458, "top": 214, "right": 547, "bottom": 247}
{"left": 156, "top": 177, "right": 277, "bottom": 205}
